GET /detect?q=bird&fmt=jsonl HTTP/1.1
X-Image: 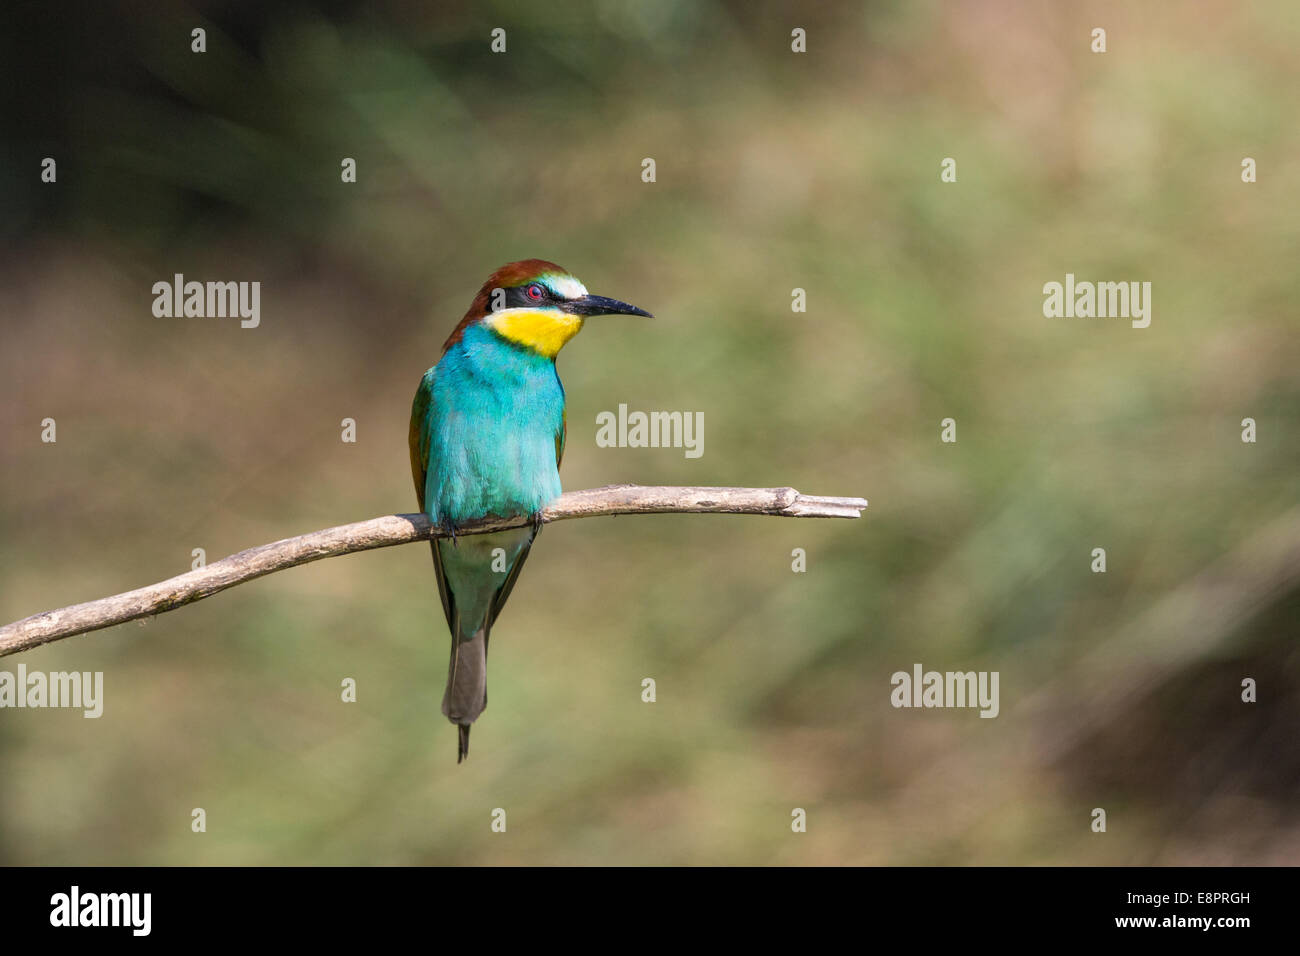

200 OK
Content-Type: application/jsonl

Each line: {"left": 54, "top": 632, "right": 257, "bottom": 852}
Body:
{"left": 409, "top": 260, "right": 652, "bottom": 762}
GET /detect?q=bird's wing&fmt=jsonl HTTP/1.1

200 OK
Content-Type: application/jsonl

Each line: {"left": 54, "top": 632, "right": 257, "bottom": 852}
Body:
{"left": 488, "top": 406, "right": 563, "bottom": 628}
{"left": 487, "top": 532, "right": 534, "bottom": 631}
{"left": 555, "top": 407, "right": 567, "bottom": 471}
{"left": 410, "top": 371, "right": 457, "bottom": 634}
{"left": 409, "top": 370, "right": 433, "bottom": 514}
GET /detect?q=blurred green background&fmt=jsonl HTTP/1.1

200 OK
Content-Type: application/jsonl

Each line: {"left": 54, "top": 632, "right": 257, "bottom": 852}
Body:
{"left": 2, "top": 0, "right": 1298, "bottom": 864}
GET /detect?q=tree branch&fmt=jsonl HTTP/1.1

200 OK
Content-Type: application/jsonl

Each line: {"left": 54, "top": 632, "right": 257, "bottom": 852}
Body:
{"left": 0, "top": 484, "right": 867, "bottom": 658}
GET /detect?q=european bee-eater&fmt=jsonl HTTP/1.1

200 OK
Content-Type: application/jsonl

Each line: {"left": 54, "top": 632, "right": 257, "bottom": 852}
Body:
{"left": 410, "top": 260, "right": 651, "bottom": 762}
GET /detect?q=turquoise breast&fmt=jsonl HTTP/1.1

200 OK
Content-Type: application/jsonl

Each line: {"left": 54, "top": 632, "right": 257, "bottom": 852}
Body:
{"left": 421, "top": 323, "right": 565, "bottom": 526}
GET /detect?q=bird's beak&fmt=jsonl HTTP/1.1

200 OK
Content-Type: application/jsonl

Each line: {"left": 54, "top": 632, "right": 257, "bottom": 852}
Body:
{"left": 565, "top": 293, "right": 653, "bottom": 318}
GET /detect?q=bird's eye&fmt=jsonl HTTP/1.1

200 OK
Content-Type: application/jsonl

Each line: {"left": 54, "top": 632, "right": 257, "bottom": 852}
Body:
{"left": 526, "top": 284, "right": 544, "bottom": 301}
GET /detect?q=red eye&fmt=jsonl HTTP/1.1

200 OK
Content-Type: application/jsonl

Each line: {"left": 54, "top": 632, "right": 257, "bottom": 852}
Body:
{"left": 526, "top": 284, "right": 544, "bottom": 300}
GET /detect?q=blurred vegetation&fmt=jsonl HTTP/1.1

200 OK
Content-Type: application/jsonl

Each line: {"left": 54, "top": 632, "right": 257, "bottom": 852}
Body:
{"left": 1, "top": 0, "right": 1298, "bottom": 864}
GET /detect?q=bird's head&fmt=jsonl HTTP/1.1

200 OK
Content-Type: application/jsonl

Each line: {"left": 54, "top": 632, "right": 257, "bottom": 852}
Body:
{"left": 445, "top": 259, "right": 651, "bottom": 358}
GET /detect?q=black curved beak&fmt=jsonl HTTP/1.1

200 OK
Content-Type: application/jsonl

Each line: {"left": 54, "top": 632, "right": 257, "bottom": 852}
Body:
{"left": 565, "top": 293, "right": 653, "bottom": 318}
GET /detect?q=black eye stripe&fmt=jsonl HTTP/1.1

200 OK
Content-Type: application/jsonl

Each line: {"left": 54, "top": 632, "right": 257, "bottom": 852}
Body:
{"left": 502, "top": 282, "right": 555, "bottom": 309}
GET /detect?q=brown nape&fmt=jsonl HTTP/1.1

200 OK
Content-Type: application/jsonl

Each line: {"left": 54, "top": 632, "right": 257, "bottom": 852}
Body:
{"left": 442, "top": 259, "right": 569, "bottom": 352}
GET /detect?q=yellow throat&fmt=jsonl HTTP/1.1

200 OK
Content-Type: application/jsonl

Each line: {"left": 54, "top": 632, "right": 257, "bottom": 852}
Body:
{"left": 485, "top": 308, "right": 585, "bottom": 358}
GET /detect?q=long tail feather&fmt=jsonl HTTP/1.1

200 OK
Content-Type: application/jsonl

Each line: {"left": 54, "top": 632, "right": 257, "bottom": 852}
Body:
{"left": 443, "top": 626, "right": 489, "bottom": 761}
{"left": 457, "top": 724, "right": 471, "bottom": 763}
{"left": 431, "top": 526, "right": 536, "bottom": 762}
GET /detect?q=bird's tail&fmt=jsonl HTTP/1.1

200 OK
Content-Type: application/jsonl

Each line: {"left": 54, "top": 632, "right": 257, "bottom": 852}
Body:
{"left": 442, "top": 626, "right": 489, "bottom": 763}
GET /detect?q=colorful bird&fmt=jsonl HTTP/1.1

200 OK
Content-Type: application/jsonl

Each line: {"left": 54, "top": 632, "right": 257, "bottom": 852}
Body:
{"left": 409, "top": 260, "right": 651, "bottom": 762}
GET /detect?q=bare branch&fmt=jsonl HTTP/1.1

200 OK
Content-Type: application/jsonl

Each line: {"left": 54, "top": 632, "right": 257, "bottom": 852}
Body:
{"left": 0, "top": 484, "right": 866, "bottom": 657}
